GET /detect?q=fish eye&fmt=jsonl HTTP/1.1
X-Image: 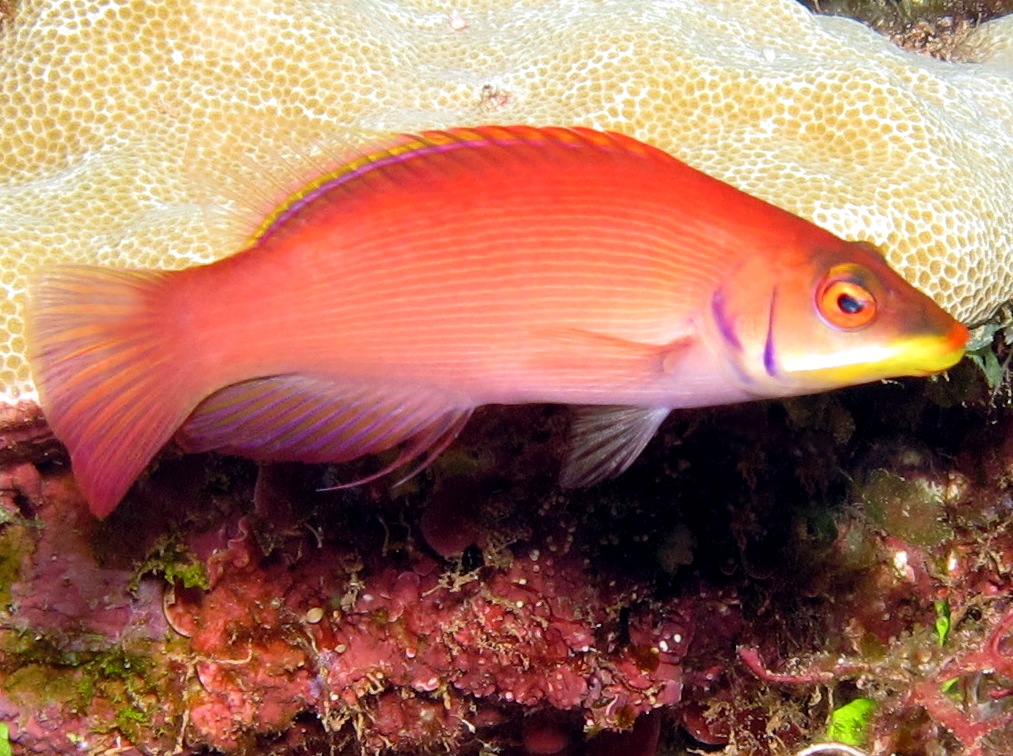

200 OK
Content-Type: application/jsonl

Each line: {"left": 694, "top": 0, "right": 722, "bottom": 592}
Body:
{"left": 816, "top": 265, "right": 878, "bottom": 330}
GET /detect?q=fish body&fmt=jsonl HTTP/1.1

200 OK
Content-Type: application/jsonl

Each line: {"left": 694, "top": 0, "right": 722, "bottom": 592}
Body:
{"left": 26, "top": 126, "right": 968, "bottom": 517}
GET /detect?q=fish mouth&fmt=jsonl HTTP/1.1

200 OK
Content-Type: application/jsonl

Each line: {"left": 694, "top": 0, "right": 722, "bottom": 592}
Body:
{"left": 781, "top": 318, "right": 969, "bottom": 387}
{"left": 905, "top": 319, "right": 969, "bottom": 375}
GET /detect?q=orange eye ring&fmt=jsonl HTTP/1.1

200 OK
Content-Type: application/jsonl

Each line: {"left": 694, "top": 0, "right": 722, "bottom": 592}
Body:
{"left": 817, "top": 270, "right": 878, "bottom": 330}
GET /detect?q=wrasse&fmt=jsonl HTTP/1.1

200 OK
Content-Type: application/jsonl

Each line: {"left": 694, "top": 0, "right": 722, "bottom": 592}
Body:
{"left": 26, "top": 125, "right": 968, "bottom": 518}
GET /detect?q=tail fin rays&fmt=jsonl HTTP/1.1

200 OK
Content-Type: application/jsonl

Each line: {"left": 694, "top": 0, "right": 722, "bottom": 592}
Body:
{"left": 27, "top": 266, "right": 197, "bottom": 518}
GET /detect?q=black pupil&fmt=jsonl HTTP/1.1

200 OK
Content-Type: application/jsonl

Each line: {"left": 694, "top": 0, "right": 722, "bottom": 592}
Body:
{"left": 837, "top": 292, "right": 864, "bottom": 314}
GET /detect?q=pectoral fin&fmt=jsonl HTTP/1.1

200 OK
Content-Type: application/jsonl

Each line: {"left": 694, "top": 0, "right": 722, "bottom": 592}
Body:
{"left": 560, "top": 406, "right": 671, "bottom": 488}
{"left": 529, "top": 327, "right": 697, "bottom": 385}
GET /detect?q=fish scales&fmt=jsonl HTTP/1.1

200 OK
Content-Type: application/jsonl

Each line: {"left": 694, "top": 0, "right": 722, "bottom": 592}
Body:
{"left": 170, "top": 131, "right": 732, "bottom": 394}
{"left": 26, "top": 125, "right": 968, "bottom": 517}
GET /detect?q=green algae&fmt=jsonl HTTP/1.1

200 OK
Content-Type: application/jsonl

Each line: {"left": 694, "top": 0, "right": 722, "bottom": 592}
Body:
{"left": 3, "top": 636, "right": 153, "bottom": 695}
{"left": 129, "top": 533, "right": 210, "bottom": 593}
{"left": 934, "top": 599, "right": 952, "bottom": 646}
{"left": 115, "top": 705, "right": 148, "bottom": 731}
{"left": 857, "top": 469, "right": 954, "bottom": 549}
{"left": 828, "top": 697, "right": 876, "bottom": 747}
{"left": 3, "top": 662, "right": 80, "bottom": 708}
{"left": 966, "top": 320, "right": 1010, "bottom": 390}
{"left": 0, "top": 507, "right": 40, "bottom": 610}
{"left": 0, "top": 634, "right": 167, "bottom": 743}
{"left": 0, "top": 522, "right": 23, "bottom": 610}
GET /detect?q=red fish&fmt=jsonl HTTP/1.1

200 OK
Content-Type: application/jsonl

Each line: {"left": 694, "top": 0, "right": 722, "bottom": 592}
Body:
{"left": 26, "top": 125, "right": 967, "bottom": 517}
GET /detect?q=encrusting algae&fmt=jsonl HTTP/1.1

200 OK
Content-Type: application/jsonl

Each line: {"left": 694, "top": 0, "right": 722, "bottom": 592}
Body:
{"left": 1, "top": 0, "right": 1012, "bottom": 407}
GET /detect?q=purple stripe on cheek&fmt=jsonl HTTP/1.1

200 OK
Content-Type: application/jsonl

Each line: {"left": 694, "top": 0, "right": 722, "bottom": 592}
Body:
{"left": 763, "top": 289, "right": 778, "bottom": 377}
{"left": 711, "top": 288, "right": 742, "bottom": 352}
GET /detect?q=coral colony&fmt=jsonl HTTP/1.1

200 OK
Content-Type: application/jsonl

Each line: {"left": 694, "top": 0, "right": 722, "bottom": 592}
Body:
{"left": 1, "top": 0, "right": 1012, "bottom": 403}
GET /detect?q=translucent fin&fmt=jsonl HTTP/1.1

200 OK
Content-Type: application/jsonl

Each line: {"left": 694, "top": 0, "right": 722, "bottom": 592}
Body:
{"left": 177, "top": 374, "right": 472, "bottom": 480}
{"left": 26, "top": 266, "right": 197, "bottom": 518}
{"left": 185, "top": 117, "right": 675, "bottom": 251}
{"left": 531, "top": 327, "right": 696, "bottom": 383}
{"left": 319, "top": 407, "right": 473, "bottom": 490}
{"left": 560, "top": 406, "right": 671, "bottom": 488}
{"left": 185, "top": 114, "right": 389, "bottom": 250}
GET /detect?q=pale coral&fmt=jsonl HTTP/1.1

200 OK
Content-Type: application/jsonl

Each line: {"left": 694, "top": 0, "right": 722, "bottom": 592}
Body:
{"left": 1, "top": 0, "right": 1012, "bottom": 403}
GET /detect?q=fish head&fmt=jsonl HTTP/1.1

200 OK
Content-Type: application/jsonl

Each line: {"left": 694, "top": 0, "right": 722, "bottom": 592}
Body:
{"left": 707, "top": 239, "right": 968, "bottom": 396}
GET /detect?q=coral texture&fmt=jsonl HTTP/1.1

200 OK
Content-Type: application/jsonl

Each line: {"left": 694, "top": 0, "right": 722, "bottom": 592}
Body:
{"left": 1, "top": 0, "right": 1012, "bottom": 403}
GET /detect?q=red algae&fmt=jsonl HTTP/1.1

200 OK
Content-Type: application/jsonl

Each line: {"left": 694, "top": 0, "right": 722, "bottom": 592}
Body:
{"left": 4, "top": 358, "right": 1013, "bottom": 754}
{"left": 168, "top": 503, "right": 698, "bottom": 752}
{"left": 0, "top": 419, "right": 727, "bottom": 754}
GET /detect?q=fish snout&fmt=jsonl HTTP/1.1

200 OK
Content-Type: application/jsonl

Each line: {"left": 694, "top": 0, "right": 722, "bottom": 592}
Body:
{"left": 909, "top": 316, "right": 969, "bottom": 375}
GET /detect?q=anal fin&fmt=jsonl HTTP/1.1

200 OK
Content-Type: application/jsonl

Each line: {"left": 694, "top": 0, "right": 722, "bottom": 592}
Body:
{"left": 177, "top": 374, "right": 472, "bottom": 483}
{"left": 560, "top": 406, "right": 670, "bottom": 488}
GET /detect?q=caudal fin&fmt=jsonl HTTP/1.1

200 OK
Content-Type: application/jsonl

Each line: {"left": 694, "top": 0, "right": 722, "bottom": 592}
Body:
{"left": 27, "top": 266, "right": 198, "bottom": 518}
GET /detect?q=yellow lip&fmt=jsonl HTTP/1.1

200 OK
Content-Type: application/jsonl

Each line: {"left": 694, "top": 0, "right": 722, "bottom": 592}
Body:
{"left": 908, "top": 320, "right": 969, "bottom": 375}
{"left": 784, "top": 319, "right": 969, "bottom": 387}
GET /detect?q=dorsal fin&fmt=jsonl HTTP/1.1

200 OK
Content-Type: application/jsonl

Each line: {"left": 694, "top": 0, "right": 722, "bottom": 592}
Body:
{"left": 185, "top": 116, "right": 670, "bottom": 250}
{"left": 185, "top": 115, "right": 388, "bottom": 250}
